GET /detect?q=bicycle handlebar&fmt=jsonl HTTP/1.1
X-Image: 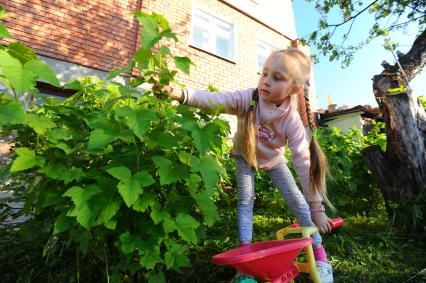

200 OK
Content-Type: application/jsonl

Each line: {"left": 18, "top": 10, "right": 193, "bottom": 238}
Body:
{"left": 287, "top": 217, "right": 344, "bottom": 229}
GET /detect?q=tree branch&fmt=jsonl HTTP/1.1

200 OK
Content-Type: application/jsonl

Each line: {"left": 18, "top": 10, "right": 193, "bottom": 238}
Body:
{"left": 386, "top": 16, "right": 425, "bottom": 31}
{"left": 325, "top": 0, "right": 379, "bottom": 28}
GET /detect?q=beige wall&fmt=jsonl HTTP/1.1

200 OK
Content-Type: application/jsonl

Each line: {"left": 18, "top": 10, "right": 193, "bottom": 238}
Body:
{"left": 222, "top": 0, "right": 297, "bottom": 39}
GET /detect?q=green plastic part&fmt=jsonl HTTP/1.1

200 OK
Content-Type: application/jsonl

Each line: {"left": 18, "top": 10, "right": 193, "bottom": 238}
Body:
{"left": 232, "top": 275, "right": 258, "bottom": 283}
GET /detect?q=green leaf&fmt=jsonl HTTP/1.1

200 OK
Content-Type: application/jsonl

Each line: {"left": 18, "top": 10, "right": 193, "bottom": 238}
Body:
{"left": 118, "top": 177, "right": 142, "bottom": 208}
{"left": 106, "top": 61, "right": 134, "bottom": 80}
{"left": 115, "top": 107, "right": 158, "bottom": 141}
{"left": 10, "top": 147, "right": 44, "bottom": 172}
{"left": 138, "top": 242, "right": 162, "bottom": 269}
{"left": 107, "top": 166, "right": 143, "bottom": 207}
{"left": 0, "top": 95, "right": 26, "bottom": 127}
{"left": 133, "top": 192, "right": 157, "bottom": 212}
{"left": 150, "top": 206, "right": 169, "bottom": 225}
{"left": 173, "top": 56, "right": 192, "bottom": 75}
{"left": 87, "top": 129, "right": 116, "bottom": 150}
{"left": 137, "top": 15, "right": 159, "bottom": 50}
{"left": 107, "top": 166, "right": 131, "bottom": 181}
{"left": 133, "top": 170, "right": 156, "bottom": 187}
{"left": 26, "top": 113, "right": 56, "bottom": 134}
{"left": 118, "top": 231, "right": 143, "bottom": 254}
{"left": 175, "top": 213, "right": 200, "bottom": 244}
{"left": 152, "top": 156, "right": 180, "bottom": 185}
{"left": 0, "top": 7, "right": 9, "bottom": 20}
{"left": 63, "top": 185, "right": 102, "bottom": 207}
{"left": 152, "top": 12, "right": 170, "bottom": 30}
{"left": 182, "top": 121, "right": 210, "bottom": 154}
{"left": 63, "top": 185, "right": 102, "bottom": 228}
{"left": 164, "top": 243, "right": 190, "bottom": 270}
{"left": 195, "top": 191, "right": 219, "bottom": 226}
{"left": 7, "top": 42, "right": 37, "bottom": 64}
{"left": 148, "top": 29, "right": 178, "bottom": 49}
{"left": 0, "top": 24, "right": 11, "bottom": 38}
{"left": 148, "top": 272, "right": 166, "bottom": 283}
{"left": 158, "top": 46, "right": 171, "bottom": 56}
{"left": 97, "top": 200, "right": 121, "bottom": 226}
{"left": 47, "top": 128, "right": 72, "bottom": 143}
{"left": 0, "top": 50, "right": 37, "bottom": 93}
{"left": 39, "top": 162, "right": 85, "bottom": 184}
{"left": 145, "top": 128, "right": 178, "bottom": 149}
{"left": 63, "top": 79, "right": 82, "bottom": 90}
{"left": 24, "top": 59, "right": 60, "bottom": 87}
{"left": 162, "top": 216, "right": 176, "bottom": 233}
{"left": 53, "top": 213, "right": 74, "bottom": 234}
{"left": 191, "top": 155, "right": 221, "bottom": 196}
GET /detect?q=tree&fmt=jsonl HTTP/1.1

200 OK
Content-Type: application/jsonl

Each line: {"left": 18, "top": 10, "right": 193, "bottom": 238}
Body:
{"left": 302, "top": 0, "right": 426, "bottom": 231}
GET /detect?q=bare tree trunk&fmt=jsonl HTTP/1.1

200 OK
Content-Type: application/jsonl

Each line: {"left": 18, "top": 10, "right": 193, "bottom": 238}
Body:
{"left": 362, "top": 29, "right": 426, "bottom": 226}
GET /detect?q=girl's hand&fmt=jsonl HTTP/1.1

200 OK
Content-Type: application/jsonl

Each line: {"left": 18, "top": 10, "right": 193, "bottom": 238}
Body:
{"left": 311, "top": 211, "right": 332, "bottom": 233}
{"left": 160, "top": 86, "right": 184, "bottom": 102}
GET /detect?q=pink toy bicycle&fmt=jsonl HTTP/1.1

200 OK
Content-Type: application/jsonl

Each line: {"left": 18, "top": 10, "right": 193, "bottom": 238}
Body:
{"left": 211, "top": 218, "right": 344, "bottom": 283}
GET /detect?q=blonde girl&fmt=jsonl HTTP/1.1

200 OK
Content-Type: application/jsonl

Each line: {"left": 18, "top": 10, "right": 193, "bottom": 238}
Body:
{"left": 166, "top": 48, "right": 334, "bottom": 282}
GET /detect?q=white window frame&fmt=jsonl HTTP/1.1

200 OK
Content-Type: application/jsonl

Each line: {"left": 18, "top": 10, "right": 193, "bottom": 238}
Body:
{"left": 256, "top": 40, "right": 277, "bottom": 72}
{"left": 190, "top": 6, "right": 236, "bottom": 61}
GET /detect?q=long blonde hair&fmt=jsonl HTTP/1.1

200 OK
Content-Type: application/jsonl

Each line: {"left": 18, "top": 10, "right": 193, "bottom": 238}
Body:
{"left": 241, "top": 47, "right": 333, "bottom": 209}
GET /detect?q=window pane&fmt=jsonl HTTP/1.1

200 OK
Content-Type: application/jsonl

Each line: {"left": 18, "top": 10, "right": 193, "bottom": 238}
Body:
{"left": 193, "top": 25, "right": 210, "bottom": 50}
{"left": 257, "top": 40, "right": 276, "bottom": 71}
{"left": 192, "top": 7, "right": 234, "bottom": 60}
{"left": 216, "top": 35, "right": 229, "bottom": 58}
{"left": 258, "top": 54, "right": 266, "bottom": 71}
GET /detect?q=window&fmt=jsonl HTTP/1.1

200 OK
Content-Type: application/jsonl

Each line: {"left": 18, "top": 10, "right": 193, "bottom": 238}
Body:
{"left": 191, "top": 7, "right": 235, "bottom": 61}
{"left": 256, "top": 40, "right": 277, "bottom": 72}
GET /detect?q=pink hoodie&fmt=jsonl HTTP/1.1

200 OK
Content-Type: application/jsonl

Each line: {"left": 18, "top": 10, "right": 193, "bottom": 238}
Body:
{"left": 184, "top": 88, "right": 322, "bottom": 202}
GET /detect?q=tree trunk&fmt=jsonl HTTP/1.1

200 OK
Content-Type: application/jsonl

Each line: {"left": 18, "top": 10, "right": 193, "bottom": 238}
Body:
{"left": 362, "top": 29, "right": 426, "bottom": 227}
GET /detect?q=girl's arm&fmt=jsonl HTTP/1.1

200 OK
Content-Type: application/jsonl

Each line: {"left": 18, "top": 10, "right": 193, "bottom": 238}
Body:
{"left": 163, "top": 86, "right": 254, "bottom": 115}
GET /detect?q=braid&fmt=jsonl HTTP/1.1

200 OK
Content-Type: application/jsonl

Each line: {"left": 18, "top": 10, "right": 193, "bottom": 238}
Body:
{"left": 234, "top": 89, "right": 259, "bottom": 170}
{"left": 303, "top": 83, "right": 316, "bottom": 132}
{"left": 304, "top": 82, "right": 334, "bottom": 211}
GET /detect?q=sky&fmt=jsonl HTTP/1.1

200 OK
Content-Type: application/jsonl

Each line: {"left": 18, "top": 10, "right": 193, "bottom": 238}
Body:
{"left": 292, "top": 1, "right": 426, "bottom": 110}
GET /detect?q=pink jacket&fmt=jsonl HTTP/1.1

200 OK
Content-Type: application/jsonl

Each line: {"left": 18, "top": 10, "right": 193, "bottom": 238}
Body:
{"left": 184, "top": 88, "right": 322, "bottom": 202}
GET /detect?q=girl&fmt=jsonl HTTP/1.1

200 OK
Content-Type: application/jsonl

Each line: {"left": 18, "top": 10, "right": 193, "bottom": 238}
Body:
{"left": 165, "top": 48, "right": 334, "bottom": 282}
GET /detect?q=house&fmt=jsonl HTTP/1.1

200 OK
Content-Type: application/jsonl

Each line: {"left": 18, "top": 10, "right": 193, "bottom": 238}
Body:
{"left": 317, "top": 105, "right": 382, "bottom": 134}
{"left": 0, "top": 0, "right": 318, "bottom": 128}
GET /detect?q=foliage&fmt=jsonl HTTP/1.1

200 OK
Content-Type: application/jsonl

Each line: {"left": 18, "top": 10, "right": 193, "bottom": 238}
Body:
{"left": 2, "top": 212, "right": 426, "bottom": 282}
{"left": 302, "top": 0, "right": 426, "bottom": 66}
{"left": 419, "top": 95, "right": 426, "bottom": 110}
{"left": 315, "top": 123, "right": 387, "bottom": 215}
{"left": 0, "top": 10, "right": 231, "bottom": 282}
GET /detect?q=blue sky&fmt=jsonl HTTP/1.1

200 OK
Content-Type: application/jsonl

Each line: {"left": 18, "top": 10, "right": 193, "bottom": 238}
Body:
{"left": 292, "top": 1, "right": 425, "bottom": 109}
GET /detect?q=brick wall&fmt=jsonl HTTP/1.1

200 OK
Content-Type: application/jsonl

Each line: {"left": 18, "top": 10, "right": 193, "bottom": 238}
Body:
{"left": 0, "top": 0, "right": 309, "bottom": 124}
{"left": 0, "top": 0, "right": 142, "bottom": 71}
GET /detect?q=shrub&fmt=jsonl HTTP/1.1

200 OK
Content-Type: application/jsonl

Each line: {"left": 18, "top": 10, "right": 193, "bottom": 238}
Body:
{"left": 0, "top": 10, "right": 230, "bottom": 282}
{"left": 316, "top": 123, "right": 387, "bottom": 216}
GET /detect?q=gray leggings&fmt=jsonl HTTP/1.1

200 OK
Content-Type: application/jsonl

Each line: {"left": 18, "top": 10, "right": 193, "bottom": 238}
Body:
{"left": 234, "top": 155, "right": 322, "bottom": 247}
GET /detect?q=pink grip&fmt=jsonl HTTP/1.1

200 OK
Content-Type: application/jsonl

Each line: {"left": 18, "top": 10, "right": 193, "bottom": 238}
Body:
{"left": 286, "top": 218, "right": 344, "bottom": 229}
{"left": 330, "top": 217, "right": 344, "bottom": 228}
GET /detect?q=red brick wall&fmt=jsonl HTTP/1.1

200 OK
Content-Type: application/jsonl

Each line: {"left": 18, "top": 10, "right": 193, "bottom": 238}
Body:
{"left": 0, "top": 0, "right": 142, "bottom": 71}
{"left": 1, "top": 0, "right": 308, "bottom": 124}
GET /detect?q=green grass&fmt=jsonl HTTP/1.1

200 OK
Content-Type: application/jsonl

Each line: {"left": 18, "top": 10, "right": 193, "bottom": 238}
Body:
{"left": 166, "top": 210, "right": 426, "bottom": 283}
{"left": 1, "top": 209, "right": 425, "bottom": 282}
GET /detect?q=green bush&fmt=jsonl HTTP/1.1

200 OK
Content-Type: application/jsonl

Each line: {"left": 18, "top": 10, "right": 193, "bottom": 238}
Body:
{"left": 316, "top": 123, "right": 387, "bottom": 216}
{"left": 1, "top": 10, "right": 230, "bottom": 282}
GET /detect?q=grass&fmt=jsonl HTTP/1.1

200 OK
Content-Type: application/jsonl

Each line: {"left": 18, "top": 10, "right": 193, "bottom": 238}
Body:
{"left": 0, "top": 205, "right": 425, "bottom": 282}
{"left": 166, "top": 210, "right": 426, "bottom": 283}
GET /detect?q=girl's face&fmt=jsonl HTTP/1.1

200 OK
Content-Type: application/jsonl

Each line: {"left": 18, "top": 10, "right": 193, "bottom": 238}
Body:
{"left": 257, "top": 54, "right": 297, "bottom": 106}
